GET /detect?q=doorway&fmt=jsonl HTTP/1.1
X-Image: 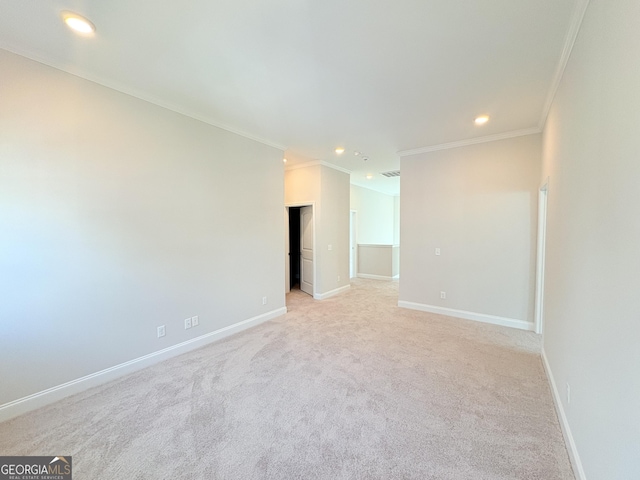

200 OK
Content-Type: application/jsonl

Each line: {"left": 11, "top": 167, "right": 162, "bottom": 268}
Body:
{"left": 286, "top": 205, "right": 314, "bottom": 296}
{"left": 288, "top": 207, "right": 301, "bottom": 290}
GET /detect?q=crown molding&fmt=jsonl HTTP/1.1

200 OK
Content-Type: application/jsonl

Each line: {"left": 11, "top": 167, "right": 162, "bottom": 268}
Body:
{"left": 284, "top": 162, "right": 318, "bottom": 172}
{"left": 285, "top": 160, "right": 351, "bottom": 175}
{"left": 398, "top": 127, "right": 541, "bottom": 157}
{"left": 318, "top": 161, "right": 351, "bottom": 175}
{"left": 0, "top": 46, "right": 287, "bottom": 152}
{"left": 538, "top": 0, "right": 591, "bottom": 130}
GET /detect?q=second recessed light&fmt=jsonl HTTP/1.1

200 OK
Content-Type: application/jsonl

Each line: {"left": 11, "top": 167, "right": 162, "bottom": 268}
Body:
{"left": 62, "top": 11, "right": 95, "bottom": 35}
{"left": 474, "top": 115, "right": 490, "bottom": 125}
{"left": 335, "top": 147, "right": 345, "bottom": 155}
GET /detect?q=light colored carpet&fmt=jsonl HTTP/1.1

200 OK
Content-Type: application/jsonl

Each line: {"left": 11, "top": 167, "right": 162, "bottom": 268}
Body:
{"left": 0, "top": 279, "right": 573, "bottom": 479}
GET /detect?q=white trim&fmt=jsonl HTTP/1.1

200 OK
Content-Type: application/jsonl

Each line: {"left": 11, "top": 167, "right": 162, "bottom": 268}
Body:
{"left": 0, "top": 46, "right": 287, "bottom": 152}
{"left": 357, "top": 273, "right": 395, "bottom": 281}
{"left": 398, "top": 301, "right": 534, "bottom": 331}
{"left": 284, "top": 206, "right": 291, "bottom": 294}
{"left": 538, "top": 0, "right": 591, "bottom": 130}
{"left": 0, "top": 307, "right": 286, "bottom": 423}
{"left": 541, "top": 348, "right": 587, "bottom": 480}
{"left": 534, "top": 180, "right": 549, "bottom": 334}
{"left": 397, "top": 128, "right": 541, "bottom": 157}
{"left": 285, "top": 160, "right": 351, "bottom": 175}
{"left": 313, "top": 284, "right": 350, "bottom": 300}
{"left": 285, "top": 202, "right": 316, "bottom": 208}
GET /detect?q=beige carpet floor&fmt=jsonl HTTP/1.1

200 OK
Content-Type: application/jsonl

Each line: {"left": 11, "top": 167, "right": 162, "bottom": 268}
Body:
{"left": 0, "top": 279, "right": 573, "bottom": 479}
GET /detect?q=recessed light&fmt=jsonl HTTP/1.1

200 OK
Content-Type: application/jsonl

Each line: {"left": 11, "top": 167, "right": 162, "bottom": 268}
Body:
{"left": 354, "top": 151, "right": 361, "bottom": 156}
{"left": 366, "top": 174, "right": 373, "bottom": 180}
{"left": 62, "top": 11, "right": 95, "bottom": 35}
{"left": 335, "top": 147, "right": 345, "bottom": 155}
{"left": 474, "top": 115, "right": 490, "bottom": 125}
{"left": 283, "top": 158, "right": 287, "bottom": 163}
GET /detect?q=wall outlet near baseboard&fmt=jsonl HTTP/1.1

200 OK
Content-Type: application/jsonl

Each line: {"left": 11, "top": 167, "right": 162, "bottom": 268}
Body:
{"left": 184, "top": 318, "right": 192, "bottom": 329}
{"left": 440, "top": 291, "right": 446, "bottom": 299}
{"left": 192, "top": 315, "right": 199, "bottom": 326}
{"left": 157, "top": 325, "right": 166, "bottom": 338}
{"left": 262, "top": 296, "right": 268, "bottom": 305}
{"left": 337, "top": 275, "right": 341, "bottom": 282}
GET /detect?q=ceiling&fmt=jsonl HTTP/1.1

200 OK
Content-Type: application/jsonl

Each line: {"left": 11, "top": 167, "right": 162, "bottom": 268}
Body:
{"left": 0, "top": 0, "right": 581, "bottom": 195}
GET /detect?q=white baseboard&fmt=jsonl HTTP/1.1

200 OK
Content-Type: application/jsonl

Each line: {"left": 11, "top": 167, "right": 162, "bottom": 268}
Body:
{"left": 314, "top": 284, "right": 350, "bottom": 300}
{"left": 397, "top": 301, "right": 534, "bottom": 331}
{"left": 541, "top": 348, "right": 586, "bottom": 480}
{"left": 357, "top": 273, "right": 394, "bottom": 281}
{"left": 0, "top": 307, "right": 287, "bottom": 423}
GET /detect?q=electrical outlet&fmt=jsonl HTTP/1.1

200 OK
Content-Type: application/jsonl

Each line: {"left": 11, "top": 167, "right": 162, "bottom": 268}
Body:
{"left": 328, "top": 244, "right": 333, "bottom": 251}
{"left": 184, "top": 318, "right": 192, "bottom": 329}
{"left": 157, "top": 325, "right": 165, "bottom": 338}
{"left": 566, "top": 383, "right": 571, "bottom": 405}
{"left": 337, "top": 275, "right": 341, "bottom": 282}
{"left": 440, "top": 291, "right": 446, "bottom": 299}
{"left": 262, "top": 296, "right": 268, "bottom": 305}
{"left": 435, "top": 248, "right": 441, "bottom": 256}
{"left": 192, "top": 315, "right": 199, "bottom": 327}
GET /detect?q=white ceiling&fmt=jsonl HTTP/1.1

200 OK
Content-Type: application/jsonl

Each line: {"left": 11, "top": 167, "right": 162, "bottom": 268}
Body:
{"left": 0, "top": 0, "right": 580, "bottom": 195}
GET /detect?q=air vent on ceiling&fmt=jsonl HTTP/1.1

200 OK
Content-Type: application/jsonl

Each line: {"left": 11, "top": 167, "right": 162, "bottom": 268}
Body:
{"left": 380, "top": 170, "right": 400, "bottom": 178}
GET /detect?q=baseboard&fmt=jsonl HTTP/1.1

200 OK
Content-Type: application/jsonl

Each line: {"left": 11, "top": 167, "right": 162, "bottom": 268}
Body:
{"left": 357, "top": 273, "right": 394, "bottom": 281}
{"left": 0, "top": 307, "right": 287, "bottom": 423}
{"left": 397, "top": 301, "right": 535, "bottom": 331}
{"left": 314, "top": 284, "right": 350, "bottom": 300}
{"left": 541, "top": 348, "right": 586, "bottom": 480}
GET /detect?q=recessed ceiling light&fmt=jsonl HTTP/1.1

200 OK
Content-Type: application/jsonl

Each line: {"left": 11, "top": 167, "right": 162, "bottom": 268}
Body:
{"left": 354, "top": 151, "right": 361, "bottom": 156}
{"left": 366, "top": 174, "right": 373, "bottom": 180}
{"left": 283, "top": 158, "right": 287, "bottom": 163}
{"left": 62, "top": 11, "right": 95, "bottom": 35}
{"left": 474, "top": 115, "right": 490, "bottom": 125}
{"left": 335, "top": 147, "right": 345, "bottom": 155}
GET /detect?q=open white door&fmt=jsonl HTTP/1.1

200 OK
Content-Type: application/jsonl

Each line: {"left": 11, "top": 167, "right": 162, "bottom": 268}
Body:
{"left": 300, "top": 206, "right": 314, "bottom": 296}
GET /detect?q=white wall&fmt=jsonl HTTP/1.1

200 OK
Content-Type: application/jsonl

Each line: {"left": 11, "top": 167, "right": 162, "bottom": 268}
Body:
{"left": 350, "top": 185, "right": 396, "bottom": 245}
{"left": 319, "top": 166, "right": 350, "bottom": 294}
{"left": 0, "top": 50, "right": 285, "bottom": 409}
{"left": 285, "top": 164, "right": 350, "bottom": 297}
{"left": 357, "top": 245, "right": 399, "bottom": 279}
{"left": 399, "top": 134, "right": 541, "bottom": 327}
{"left": 541, "top": 0, "right": 640, "bottom": 477}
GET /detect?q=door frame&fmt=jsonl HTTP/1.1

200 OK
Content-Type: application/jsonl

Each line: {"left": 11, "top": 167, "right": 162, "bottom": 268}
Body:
{"left": 534, "top": 180, "right": 549, "bottom": 335}
{"left": 350, "top": 210, "right": 358, "bottom": 278}
{"left": 285, "top": 202, "right": 317, "bottom": 297}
